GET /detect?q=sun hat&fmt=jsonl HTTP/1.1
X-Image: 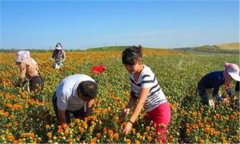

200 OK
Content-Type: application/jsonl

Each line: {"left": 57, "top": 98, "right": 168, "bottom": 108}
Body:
{"left": 55, "top": 42, "right": 62, "bottom": 50}
{"left": 225, "top": 63, "right": 240, "bottom": 81}
{"left": 55, "top": 46, "right": 62, "bottom": 50}
{"left": 16, "top": 51, "right": 30, "bottom": 62}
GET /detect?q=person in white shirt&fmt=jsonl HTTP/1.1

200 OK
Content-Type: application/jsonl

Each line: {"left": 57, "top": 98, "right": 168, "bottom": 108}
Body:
{"left": 121, "top": 45, "right": 171, "bottom": 143}
{"left": 52, "top": 74, "right": 98, "bottom": 125}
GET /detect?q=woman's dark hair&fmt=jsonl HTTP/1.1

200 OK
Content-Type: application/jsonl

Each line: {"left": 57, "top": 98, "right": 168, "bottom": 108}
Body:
{"left": 77, "top": 81, "right": 98, "bottom": 99}
{"left": 122, "top": 45, "right": 142, "bottom": 65}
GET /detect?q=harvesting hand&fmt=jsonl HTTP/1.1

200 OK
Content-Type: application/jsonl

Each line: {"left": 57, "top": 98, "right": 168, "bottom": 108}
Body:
{"left": 215, "top": 95, "right": 224, "bottom": 102}
{"left": 215, "top": 95, "right": 229, "bottom": 104}
{"left": 222, "top": 98, "right": 230, "bottom": 105}
{"left": 123, "top": 108, "right": 130, "bottom": 115}
{"left": 120, "top": 108, "right": 130, "bottom": 122}
{"left": 123, "top": 121, "right": 133, "bottom": 135}
{"left": 14, "top": 81, "right": 21, "bottom": 87}
{"left": 49, "top": 57, "right": 54, "bottom": 61}
{"left": 227, "top": 89, "right": 234, "bottom": 98}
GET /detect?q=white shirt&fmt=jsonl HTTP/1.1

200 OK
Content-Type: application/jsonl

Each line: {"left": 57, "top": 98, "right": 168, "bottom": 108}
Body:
{"left": 56, "top": 74, "right": 95, "bottom": 111}
{"left": 130, "top": 65, "right": 167, "bottom": 112}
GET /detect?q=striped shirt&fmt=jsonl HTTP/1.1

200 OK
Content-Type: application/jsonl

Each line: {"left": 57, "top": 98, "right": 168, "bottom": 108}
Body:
{"left": 130, "top": 65, "right": 167, "bottom": 112}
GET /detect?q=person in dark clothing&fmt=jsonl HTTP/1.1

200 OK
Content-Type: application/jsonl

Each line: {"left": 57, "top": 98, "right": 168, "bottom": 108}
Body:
{"left": 51, "top": 42, "right": 66, "bottom": 69}
{"left": 197, "top": 63, "right": 240, "bottom": 107}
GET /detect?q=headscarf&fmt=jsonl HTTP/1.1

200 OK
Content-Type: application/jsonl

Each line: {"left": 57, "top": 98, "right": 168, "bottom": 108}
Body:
{"left": 55, "top": 42, "right": 62, "bottom": 50}
{"left": 16, "top": 51, "right": 31, "bottom": 62}
{"left": 224, "top": 63, "right": 240, "bottom": 89}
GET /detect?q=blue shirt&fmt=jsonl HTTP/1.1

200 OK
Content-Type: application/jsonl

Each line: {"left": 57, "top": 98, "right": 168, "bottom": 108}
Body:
{"left": 198, "top": 71, "right": 233, "bottom": 96}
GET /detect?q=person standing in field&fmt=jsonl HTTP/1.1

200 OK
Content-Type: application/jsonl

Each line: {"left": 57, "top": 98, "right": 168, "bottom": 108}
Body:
{"left": 121, "top": 45, "right": 171, "bottom": 143}
{"left": 51, "top": 42, "right": 66, "bottom": 69}
{"left": 197, "top": 63, "right": 240, "bottom": 108}
{"left": 52, "top": 74, "right": 98, "bottom": 126}
{"left": 15, "top": 51, "right": 44, "bottom": 93}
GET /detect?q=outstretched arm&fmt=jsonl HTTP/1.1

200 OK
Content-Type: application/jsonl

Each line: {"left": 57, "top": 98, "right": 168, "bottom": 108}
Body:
{"left": 58, "top": 109, "right": 67, "bottom": 125}
{"left": 16, "top": 63, "right": 26, "bottom": 86}
{"left": 123, "top": 88, "right": 150, "bottom": 135}
{"left": 62, "top": 51, "right": 66, "bottom": 62}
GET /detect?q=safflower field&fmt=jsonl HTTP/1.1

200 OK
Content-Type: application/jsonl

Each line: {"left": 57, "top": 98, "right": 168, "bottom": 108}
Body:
{"left": 0, "top": 47, "right": 239, "bottom": 143}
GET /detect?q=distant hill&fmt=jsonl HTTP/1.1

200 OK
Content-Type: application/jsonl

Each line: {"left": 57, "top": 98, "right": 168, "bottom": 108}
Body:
{"left": 84, "top": 46, "right": 127, "bottom": 51}
{"left": 83, "top": 46, "right": 168, "bottom": 51}
{"left": 216, "top": 42, "right": 240, "bottom": 50}
{"left": 176, "top": 42, "right": 239, "bottom": 54}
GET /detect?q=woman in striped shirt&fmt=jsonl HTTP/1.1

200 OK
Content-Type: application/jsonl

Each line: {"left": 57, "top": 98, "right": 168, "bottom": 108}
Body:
{"left": 122, "top": 45, "right": 171, "bottom": 143}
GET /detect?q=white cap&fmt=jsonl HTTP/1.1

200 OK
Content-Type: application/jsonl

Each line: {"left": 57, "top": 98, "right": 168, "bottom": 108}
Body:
{"left": 226, "top": 63, "right": 240, "bottom": 81}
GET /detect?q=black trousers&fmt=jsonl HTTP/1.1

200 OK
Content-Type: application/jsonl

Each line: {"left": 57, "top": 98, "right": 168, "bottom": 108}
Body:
{"left": 52, "top": 92, "right": 89, "bottom": 124}
{"left": 29, "top": 76, "right": 44, "bottom": 92}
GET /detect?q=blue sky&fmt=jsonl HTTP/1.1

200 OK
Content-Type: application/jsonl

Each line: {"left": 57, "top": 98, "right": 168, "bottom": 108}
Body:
{"left": 1, "top": 0, "right": 239, "bottom": 49}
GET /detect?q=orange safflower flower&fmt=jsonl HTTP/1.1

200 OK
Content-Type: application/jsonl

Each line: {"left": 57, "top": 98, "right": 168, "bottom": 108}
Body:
{"left": 6, "top": 103, "right": 13, "bottom": 109}
{"left": 135, "top": 140, "right": 141, "bottom": 144}
{"left": 147, "top": 136, "right": 153, "bottom": 142}
{"left": 57, "top": 129, "right": 63, "bottom": 133}
{"left": 68, "top": 138, "right": 74, "bottom": 143}
{"left": 192, "top": 111, "right": 197, "bottom": 117}
{"left": 90, "top": 138, "right": 96, "bottom": 144}
{"left": 167, "top": 135, "right": 174, "bottom": 142}
{"left": 47, "top": 132, "right": 52, "bottom": 138}
{"left": 199, "top": 139, "right": 205, "bottom": 143}
{"left": 79, "top": 127, "right": 85, "bottom": 134}
{"left": 146, "top": 126, "right": 151, "bottom": 131}
{"left": 6, "top": 123, "right": 11, "bottom": 128}
{"left": 185, "top": 123, "right": 190, "bottom": 128}
{"left": 57, "top": 125, "right": 63, "bottom": 130}
{"left": 108, "top": 130, "right": 114, "bottom": 135}
{"left": 191, "top": 124, "right": 197, "bottom": 129}
{"left": 7, "top": 135, "right": 15, "bottom": 141}
{"left": 230, "top": 114, "right": 234, "bottom": 120}
{"left": 83, "top": 121, "right": 88, "bottom": 128}
{"left": 96, "top": 133, "right": 101, "bottom": 138}
{"left": 62, "top": 123, "right": 69, "bottom": 129}
{"left": 103, "top": 127, "right": 108, "bottom": 134}
{"left": 10, "top": 114, "right": 15, "bottom": 119}
{"left": 91, "top": 115, "right": 97, "bottom": 120}
{"left": 45, "top": 124, "right": 51, "bottom": 129}
{"left": 198, "top": 123, "right": 204, "bottom": 128}
{"left": 113, "top": 133, "right": 119, "bottom": 140}
{"left": 13, "top": 104, "right": 21, "bottom": 109}
{"left": 204, "top": 128, "right": 210, "bottom": 133}
{"left": 70, "top": 122, "right": 75, "bottom": 127}
{"left": 221, "top": 137, "right": 226, "bottom": 143}
{"left": 64, "top": 129, "right": 70, "bottom": 136}
{"left": 3, "top": 112, "right": 9, "bottom": 117}
{"left": 125, "top": 138, "right": 131, "bottom": 144}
